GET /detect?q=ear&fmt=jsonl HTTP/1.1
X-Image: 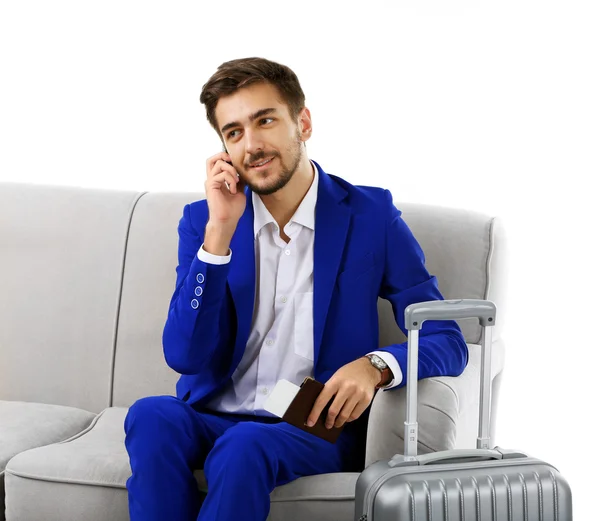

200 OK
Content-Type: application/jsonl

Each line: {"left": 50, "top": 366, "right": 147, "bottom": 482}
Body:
{"left": 298, "top": 107, "right": 312, "bottom": 142}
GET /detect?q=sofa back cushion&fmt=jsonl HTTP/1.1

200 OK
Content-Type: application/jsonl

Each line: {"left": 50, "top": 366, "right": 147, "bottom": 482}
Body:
{"left": 0, "top": 182, "right": 142, "bottom": 412}
{"left": 111, "top": 192, "right": 197, "bottom": 407}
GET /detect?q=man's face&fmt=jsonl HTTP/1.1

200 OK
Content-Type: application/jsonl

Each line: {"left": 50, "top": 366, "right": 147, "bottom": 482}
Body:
{"left": 214, "top": 82, "right": 309, "bottom": 196}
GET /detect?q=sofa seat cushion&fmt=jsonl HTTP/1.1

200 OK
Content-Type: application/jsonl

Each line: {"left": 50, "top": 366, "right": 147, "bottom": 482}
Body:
{"left": 5, "top": 406, "right": 359, "bottom": 521}
{"left": 5, "top": 407, "right": 129, "bottom": 487}
{"left": 194, "top": 469, "right": 359, "bottom": 520}
{"left": 0, "top": 400, "right": 96, "bottom": 473}
{"left": 0, "top": 400, "right": 96, "bottom": 521}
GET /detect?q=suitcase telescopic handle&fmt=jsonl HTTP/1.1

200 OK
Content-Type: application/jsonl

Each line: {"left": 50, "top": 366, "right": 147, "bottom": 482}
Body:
{"left": 405, "top": 299, "right": 497, "bottom": 330}
{"left": 400, "top": 299, "right": 497, "bottom": 461}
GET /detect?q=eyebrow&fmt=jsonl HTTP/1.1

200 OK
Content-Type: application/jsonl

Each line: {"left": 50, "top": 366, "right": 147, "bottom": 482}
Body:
{"left": 220, "top": 108, "right": 278, "bottom": 135}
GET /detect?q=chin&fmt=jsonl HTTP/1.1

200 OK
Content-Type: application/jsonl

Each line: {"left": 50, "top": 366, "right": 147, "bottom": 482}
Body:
{"left": 245, "top": 170, "right": 280, "bottom": 193}
{"left": 251, "top": 176, "right": 287, "bottom": 195}
{"left": 250, "top": 182, "right": 282, "bottom": 196}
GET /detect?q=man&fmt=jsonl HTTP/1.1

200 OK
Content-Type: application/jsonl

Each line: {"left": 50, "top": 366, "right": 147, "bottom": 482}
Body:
{"left": 124, "top": 57, "right": 468, "bottom": 521}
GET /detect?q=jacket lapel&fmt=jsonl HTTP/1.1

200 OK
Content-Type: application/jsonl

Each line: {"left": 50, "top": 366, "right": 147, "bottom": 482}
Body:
{"left": 226, "top": 188, "right": 256, "bottom": 370}
{"left": 313, "top": 162, "right": 350, "bottom": 363}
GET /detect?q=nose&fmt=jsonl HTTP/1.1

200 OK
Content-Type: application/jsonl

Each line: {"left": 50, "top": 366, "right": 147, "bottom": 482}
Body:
{"left": 244, "top": 129, "right": 266, "bottom": 160}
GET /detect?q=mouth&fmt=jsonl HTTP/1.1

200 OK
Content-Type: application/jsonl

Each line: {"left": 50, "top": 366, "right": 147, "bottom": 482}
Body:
{"left": 249, "top": 156, "right": 275, "bottom": 171}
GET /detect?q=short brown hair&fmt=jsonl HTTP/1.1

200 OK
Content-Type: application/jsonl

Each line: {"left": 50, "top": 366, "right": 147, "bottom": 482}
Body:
{"left": 200, "top": 57, "right": 306, "bottom": 139}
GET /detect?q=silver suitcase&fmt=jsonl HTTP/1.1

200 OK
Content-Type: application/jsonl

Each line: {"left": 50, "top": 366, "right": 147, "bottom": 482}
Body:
{"left": 355, "top": 299, "right": 572, "bottom": 521}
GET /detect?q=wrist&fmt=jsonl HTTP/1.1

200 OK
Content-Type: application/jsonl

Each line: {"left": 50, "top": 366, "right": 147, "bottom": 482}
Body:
{"left": 206, "top": 220, "right": 237, "bottom": 236}
{"left": 204, "top": 221, "right": 236, "bottom": 256}
{"left": 362, "top": 356, "right": 384, "bottom": 388}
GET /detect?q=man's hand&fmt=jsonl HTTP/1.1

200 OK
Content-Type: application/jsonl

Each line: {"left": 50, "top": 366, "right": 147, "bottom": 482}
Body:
{"left": 203, "top": 151, "right": 249, "bottom": 256}
{"left": 306, "top": 357, "right": 382, "bottom": 430}
{"left": 204, "top": 151, "right": 247, "bottom": 227}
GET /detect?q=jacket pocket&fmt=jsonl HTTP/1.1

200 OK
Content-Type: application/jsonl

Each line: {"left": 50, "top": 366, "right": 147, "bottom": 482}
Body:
{"left": 337, "top": 252, "right": 375, "bottom": 287}
{"left": 293, "top": 292, "right": 314, "bottom": 361}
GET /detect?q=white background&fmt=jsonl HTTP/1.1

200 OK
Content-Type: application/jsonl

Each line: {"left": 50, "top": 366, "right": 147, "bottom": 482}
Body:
{"left": 1, "top": 1, "right": 598, "bottom": 517}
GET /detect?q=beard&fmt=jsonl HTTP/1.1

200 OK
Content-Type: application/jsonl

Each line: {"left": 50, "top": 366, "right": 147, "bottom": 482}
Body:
{"left": 244, "top": 130, "right": 303, "bottom": 196}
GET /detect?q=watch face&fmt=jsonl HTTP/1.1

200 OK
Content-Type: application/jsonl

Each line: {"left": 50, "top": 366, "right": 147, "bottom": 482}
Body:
{"left": 370, "top": 355, "right": 387, "bottom": 370}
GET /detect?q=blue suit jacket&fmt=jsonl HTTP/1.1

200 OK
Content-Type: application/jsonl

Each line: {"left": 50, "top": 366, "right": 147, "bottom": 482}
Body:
{"left": 163, "top": 160, "right": 468, "bottom": 411}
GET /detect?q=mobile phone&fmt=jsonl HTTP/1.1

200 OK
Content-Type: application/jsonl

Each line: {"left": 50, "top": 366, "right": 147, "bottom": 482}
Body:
{"left": 222, "top": 145, "right": 232, "bottom": 191}
{"left": 221, "top": 145, "right": 243, "bottom": 193}
{"left": 222, "top": 144, "right": 231, "bottom": 165}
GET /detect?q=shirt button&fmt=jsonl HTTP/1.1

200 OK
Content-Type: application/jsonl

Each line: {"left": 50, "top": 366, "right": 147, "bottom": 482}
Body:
{"left": 266, "top": 339, "right": 274, "bottom": 346}
{"left": 194, "top": 286, "right": 203, "bottom": 296}
{"left": 261, "top": 387, "right": 269, "bottom": 395}
{"left": 191, "top": 299, "right": 199, "bottom": 309}
{"left": 284, "top": 249, "right": 291, "bottom": 256}
{"left": 196, "top": 273, "right": 205, "bottom": 284}
{"left": 280, "top": 296, "right": 287, "bottom": 303}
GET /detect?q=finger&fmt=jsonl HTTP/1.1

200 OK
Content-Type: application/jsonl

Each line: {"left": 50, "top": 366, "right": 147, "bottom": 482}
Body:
{"left": 325, "top": 390, "right": 352, "bottom": 429}
{"left": 212, "top": 161, "right": 242, "bottom": 192}
{"left": 334, "top": 396, "right": 363, "bottom": 428}
{"left": 208, "top": 159, "right": 238, "bottom": 181}
{"left": 206, "top": 171, "right": 239, "bottom": 194}
{"left": 206, "top": 171, "right": 238, "bottom": 191}
{"left": 306, "top": 384, "right": 337, "bottom": 427}
{"left": 206, "top": 152, "right": 232, "bottom": 173}
{"left": 222, "top": 174, "right": 238, "bottom": 195}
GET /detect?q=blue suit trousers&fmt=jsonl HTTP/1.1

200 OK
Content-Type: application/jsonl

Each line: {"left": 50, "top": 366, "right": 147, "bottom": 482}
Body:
{"left": 124, "top": 395, "right": 359, "bottom": 521}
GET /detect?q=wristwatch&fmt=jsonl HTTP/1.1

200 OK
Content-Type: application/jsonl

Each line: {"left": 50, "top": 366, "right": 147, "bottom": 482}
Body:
{"left": 365, "top": 354, "right": 393, "bottom": 389}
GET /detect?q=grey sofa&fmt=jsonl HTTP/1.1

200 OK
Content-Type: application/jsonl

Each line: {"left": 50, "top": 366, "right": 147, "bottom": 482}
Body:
{"left": 0, "top": 181, "right": 508, "bottom": 521}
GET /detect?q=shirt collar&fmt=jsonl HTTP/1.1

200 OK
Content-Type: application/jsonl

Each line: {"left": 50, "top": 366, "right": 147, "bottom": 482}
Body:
{"left": 252, "top": 160, "right": 318, "bottom": 238}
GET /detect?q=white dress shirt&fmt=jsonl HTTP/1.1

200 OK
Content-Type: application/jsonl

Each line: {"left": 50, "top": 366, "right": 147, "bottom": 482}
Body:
{"left": 199, "top": 161, "right": 402, "bottom": 417}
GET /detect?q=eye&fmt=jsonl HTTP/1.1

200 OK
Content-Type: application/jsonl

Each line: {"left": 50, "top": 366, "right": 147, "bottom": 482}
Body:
{"left": 227, "top": 118, "right": 273, "bottom": 139}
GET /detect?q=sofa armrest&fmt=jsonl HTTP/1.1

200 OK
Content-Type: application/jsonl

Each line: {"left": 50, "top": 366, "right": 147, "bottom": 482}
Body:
{"left": 364, "top": 340, "right": 505, "bottom": 467}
